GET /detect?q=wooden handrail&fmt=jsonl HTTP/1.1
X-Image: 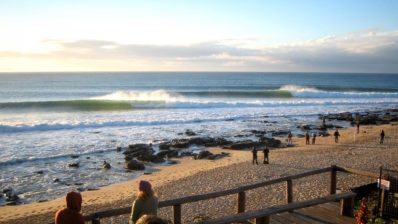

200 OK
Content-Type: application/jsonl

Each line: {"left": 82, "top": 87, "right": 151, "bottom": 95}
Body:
{"left": 77, "top": 166, "right": 333, "bottom": 222}
{"left": 337, "top": 166, "right": 380, "bottom": 178}
{"left": 48, "top": 165, "right": 379, "bottom": 223}
{"left": 195, "top": 192, "right": 356, "bottom": 224}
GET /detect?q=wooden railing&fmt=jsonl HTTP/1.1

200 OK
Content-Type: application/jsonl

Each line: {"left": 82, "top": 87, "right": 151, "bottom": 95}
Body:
{"left": 51, "top": 165, "right": 379, "bottom": 224}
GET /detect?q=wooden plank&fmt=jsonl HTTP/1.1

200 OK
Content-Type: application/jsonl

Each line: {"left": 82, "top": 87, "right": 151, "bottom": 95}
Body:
{"left": 237, "top": 191, "right": 246, "bottom": 213}
{"left": 276, "top": 212, "right": 314, "bottom": 224}
{"left": 197, "top": 192, "right": 356, "bottom": 224}
{"left": 336, "top": 166, "right": 379, "bottom": 178}
{"left": 330, "top": 165, "right": 337, "bottom": 195}
{"left": 173, "top": 204, "right": 181, "bottom": 224}
{"left": 286, "top": 180, "right": 293, "bottom": 204}
{"left": 297, "top": 204, "right": 356, "bottom": 224}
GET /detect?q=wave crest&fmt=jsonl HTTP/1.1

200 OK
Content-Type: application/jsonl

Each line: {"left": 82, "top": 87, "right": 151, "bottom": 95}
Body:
{"left": 93, "top": 90, "right": 185, "bottom": 102}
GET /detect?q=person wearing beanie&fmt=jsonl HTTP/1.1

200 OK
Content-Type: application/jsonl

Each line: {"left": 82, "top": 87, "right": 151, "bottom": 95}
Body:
{"left": 54, "top": 191, "right": 84, "bottom": 224}
{"left": 129, "top": 180, "right": 158, "bottom": 224}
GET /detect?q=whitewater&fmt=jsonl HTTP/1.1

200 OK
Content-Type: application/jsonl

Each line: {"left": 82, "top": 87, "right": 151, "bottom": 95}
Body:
{"left": 0, "top": 72, "right": 397, "bottom": 205}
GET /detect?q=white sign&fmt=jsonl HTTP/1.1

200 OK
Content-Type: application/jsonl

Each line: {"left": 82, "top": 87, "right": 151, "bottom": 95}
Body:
{"left": 378, "top": 179, "right": 390, "bottom": 190}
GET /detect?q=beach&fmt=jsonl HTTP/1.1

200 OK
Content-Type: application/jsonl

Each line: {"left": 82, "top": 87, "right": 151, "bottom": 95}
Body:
{"left": 1, "top": 122, "right": 397, "bottom": 224}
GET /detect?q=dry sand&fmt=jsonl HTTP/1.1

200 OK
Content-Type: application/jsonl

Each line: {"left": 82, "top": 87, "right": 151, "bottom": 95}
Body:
{"left": 1, "top": 123, "right": 397, "bottom": 223}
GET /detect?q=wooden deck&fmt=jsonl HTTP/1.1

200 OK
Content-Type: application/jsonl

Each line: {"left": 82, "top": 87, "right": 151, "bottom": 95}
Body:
{"left": 269, "top": 202, "right": 356, "bottom": 224}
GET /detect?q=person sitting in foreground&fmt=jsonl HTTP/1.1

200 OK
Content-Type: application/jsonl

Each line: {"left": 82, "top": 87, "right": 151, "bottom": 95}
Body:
{"left": 136, "top": 214, "right": 167, "bottom": 224}
{"left": 130, "top": 180, "right": 159, "bottom": 224}
{"left": 54, "top": 191, "right": 84, "bottom": 224}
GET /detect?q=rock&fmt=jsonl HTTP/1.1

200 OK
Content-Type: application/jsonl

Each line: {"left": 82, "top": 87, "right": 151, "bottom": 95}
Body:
{"left": 103, "top": 161, "right": 111, "bottom": 169}
{"left": 195, "top": 150, "right": 213, "bottom": 159}
{"left": 124, "top": 160, "right": 145, "bottom": 170}
{"left": 150, "top": 155, "right": 165, "bottom": 163}
{"left": 159, "top": 142, "right": 171, "bottom": 150}
{"left": 86, "top": 157, "right": 90, "bottom": 159}
{"left": 35, "top": 170, "right": 44, "bottom": 175}
{"left": 271, "top": 130, "right": 290, "bottom": 137}
{"left": 185, "top": 129, "right": 196, "bottom": 136}
{"left": 318, "top": 131, "right": 330, "bottom": 137}
{"left": 116, "top": 146, "right": 122, "bottom": 152}
{"left": 71, "top": 155, "right": 80, "bottom": 159}
{"left": 53, "top": 178, "right": 60, "bottom": 183}
{"left": 298, "top": 124, "right": 316, "bottom": 130}
{"left": 157, "top": 149, "right": 179, "bottom": 158}
{"left": 224, "top": 140, "right": 262, "bottom": 150}
{"left": 125, "top": 144, "right": 153, "bottom": 154}
{"left": 169, "top": 139, "right": 191, "bottom": 148}
{"left": 68, "top": 163, "right": 79, "bottom": 168}
{"left": 259, "top": 137, "right": 282, "bottom": 148}
{"left": 38, "top": 199, "right": 48, "bottom": 203}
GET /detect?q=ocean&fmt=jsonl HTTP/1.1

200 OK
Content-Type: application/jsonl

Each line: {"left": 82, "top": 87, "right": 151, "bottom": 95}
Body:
{"left": 1, "top": 72, "right": 398, "bottom": 205}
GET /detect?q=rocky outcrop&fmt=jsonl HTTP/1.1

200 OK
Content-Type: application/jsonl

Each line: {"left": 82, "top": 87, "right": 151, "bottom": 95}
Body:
{"left": 223, "top": 140, "right": 262, "bottom": 150}
{"left": 124, "top": 159, "right": 145, "bottom": 170}
{"left": 259, "top": 137, "right": 282, "bottom": 148}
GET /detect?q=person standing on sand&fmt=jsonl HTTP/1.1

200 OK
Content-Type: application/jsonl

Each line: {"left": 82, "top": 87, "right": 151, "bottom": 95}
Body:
{"left": 312, "top": 132, "right": 316, "bottom": 144}
{"left": 252, "top": 147, "right": 258, "bottom": 165}
{"left": 130, "top": 180, "right": 158, "bottom": 224}
{"left": 334, "top": 129, "right": 340, "bottom": 143}
{"left": 305, "top": 131, "right": 310, "bottom": 145}
{"left": 355, "top": 114, "right": 361, "bottom": 134}
{"left": 287, "top": 132, "right": 293, "bottom": 146}
{"left": 380, "top": 130, "right": 385, "bottom": 144}
{"left": 54, "top": 191, "right": 84, "bottom": 224}
{"left": 263, "top": 147, "right": 269, "bottom": 164}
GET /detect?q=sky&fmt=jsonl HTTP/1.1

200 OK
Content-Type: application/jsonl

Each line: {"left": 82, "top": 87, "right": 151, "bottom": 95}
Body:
{"left": 1, "top": 0, "right": 398, "bottom": 73}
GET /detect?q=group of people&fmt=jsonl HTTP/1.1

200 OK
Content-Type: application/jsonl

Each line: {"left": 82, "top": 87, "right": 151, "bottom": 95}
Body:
{"left": 305, "top": 131, "right": 317, "bottom": 145}
{"left": 55, "top": 180, "right": 165, "bottom": 224}
{"left": 251, "top": 146, "right": 269, "bottom": 165}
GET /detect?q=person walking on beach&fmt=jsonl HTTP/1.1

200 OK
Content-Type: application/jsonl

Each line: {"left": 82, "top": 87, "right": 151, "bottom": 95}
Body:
{"left": 252, "top": 147, "right": 258, "bottom": 165}
{"left": 355, "top": 114, "right": 361, "bottom": 134}
{"left": 130, "top": 180, "right": 158, "bottom": 224}
{"left": 334, "top": 129, "right": 340, "bottom": 143}
{"left": 305, "top": 131, "right": 310, "bottom": 145}
{"left": 287, "top": 132, "right": 293, "bottom": 146}
{"left": 54, "top": 191, "right": 84, "bottom": 224}
{"left": 263, "top": 147, "right": 269, "bottom": 164}
{"left": 311, "top": 132, "right": 316, "bottom": 144}
{"left": 380, "top": 130, "right": 385, "bottom": 144}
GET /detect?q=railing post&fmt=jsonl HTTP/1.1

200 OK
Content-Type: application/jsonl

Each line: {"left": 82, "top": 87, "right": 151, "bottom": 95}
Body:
{"left": 173, "top": 204, "right": 181, "bottom": 224}
{"left": 286, "top": 179, "right": 293, "bottom": 204}
{"left": 330, "top": 165, "right": 337, "bottom": 195}
{"left": 255, "top": 216, "right": 270, "bottom": 224}
{"left": 340, "top": 195, "right": 355, "bottom": 217}
{"left": 237, "top": 191, "right": 246, "bottom": 213}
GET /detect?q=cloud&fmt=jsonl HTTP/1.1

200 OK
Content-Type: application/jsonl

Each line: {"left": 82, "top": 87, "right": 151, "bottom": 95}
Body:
{"left": 1, "top": 30, "right": 398, "bottom": 72}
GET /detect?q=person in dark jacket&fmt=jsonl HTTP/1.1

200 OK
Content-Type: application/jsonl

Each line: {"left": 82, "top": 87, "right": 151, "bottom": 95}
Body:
{"left": 380, "top": 130, "right": 385, "bottom": 144}
{"left": 54, "top": 192, "right": 84, "bottom": 224}
{"left": 305, "top": 131, "right": 310, "bottom": 145}
{"left": 252, "top": 147, "right": 258, "bottom": 165}
{"left": 263, "top": 147, "right": 269, "bottom": 164}
{"left": 130, "top": 180, "right": 158, "bottom": 224}
{"left": 334, "top": 129, "right": 340, "bottom": 143}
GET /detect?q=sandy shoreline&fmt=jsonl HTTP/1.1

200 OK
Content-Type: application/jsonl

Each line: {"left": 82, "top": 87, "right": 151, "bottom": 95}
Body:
{"left": 1, "top": 123, "right": 397, "bottom": 223}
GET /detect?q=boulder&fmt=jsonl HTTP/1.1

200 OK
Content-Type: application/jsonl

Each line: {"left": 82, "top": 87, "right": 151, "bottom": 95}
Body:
{"left": 271, "top": 130, "right": 290, "bottom": 137}
{"left": 224, "top": 140, "right": 262, "bottom": 150}
{"left": 195, "top": 150, "right": 213, "bottom": 159}
{"left": 185, "top": 129, "right": 196, "bottom": 136}
{"left": 259, "top": 137, "right": 282, "bottom": 148}
{"left": 157, "top": 150, "right": 179, "bottom": 158}
{"left": 68, "top": 163, "right": 79, "bottom": 168}
{"left": 102, "top": 161, "right": 111, "bottom": 170}
{"left": 124, "top": 160, "right": 145, "bottom": 170}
